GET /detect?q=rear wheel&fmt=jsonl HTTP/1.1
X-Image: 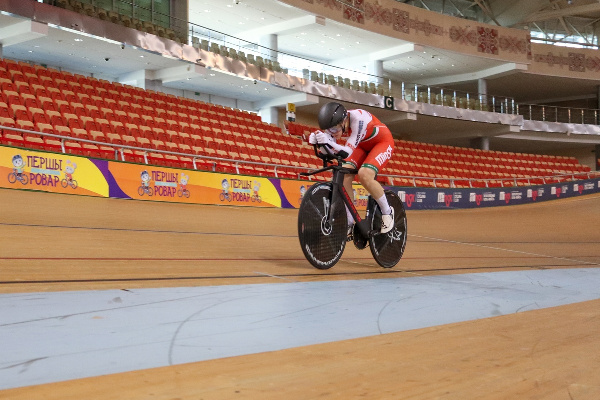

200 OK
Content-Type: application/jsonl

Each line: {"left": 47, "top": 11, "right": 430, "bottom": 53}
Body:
{"left": 369, "top": 190, "right": 407, "bottom": 268}
{"left": 298, "top": 183, "right": 347, "bottom": 269}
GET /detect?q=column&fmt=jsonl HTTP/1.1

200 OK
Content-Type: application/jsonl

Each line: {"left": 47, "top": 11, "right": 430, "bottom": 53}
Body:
{"left": 259, "top": 106, "right": 279, "bottom": 125}
{"left": 367, "top": 59, "right": 383, "bottom": 85}
{"left": 118, "top": 70, "right": 148, "bottom": 89}
{"left": 478, "top": 78, "right": 487, "bottom": 111}
{"left": 259, "top": 34, "right": 278, "bottom": 61}
{"left": 470, "top": 137, "right": 490, "bottom": 151}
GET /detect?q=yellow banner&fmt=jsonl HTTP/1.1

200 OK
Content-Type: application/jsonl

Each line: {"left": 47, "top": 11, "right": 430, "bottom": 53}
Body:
{"left": 0, "top": 147, "right": 108, "bottom": 197}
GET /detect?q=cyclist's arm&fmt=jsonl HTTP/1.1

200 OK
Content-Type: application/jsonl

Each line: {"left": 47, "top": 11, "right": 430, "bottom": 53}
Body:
{"left": 326, "top": 140, "right": 352, "bottom": 159}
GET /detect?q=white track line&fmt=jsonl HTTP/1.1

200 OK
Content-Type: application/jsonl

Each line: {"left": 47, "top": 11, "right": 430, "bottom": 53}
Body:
{"left": 409, "top": 233, "right": 600, "bottom": 267}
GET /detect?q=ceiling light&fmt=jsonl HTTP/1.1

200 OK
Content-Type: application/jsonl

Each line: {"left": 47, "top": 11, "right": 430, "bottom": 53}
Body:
{"left": 74, "top": 38, "right": 83, "bottom": 42}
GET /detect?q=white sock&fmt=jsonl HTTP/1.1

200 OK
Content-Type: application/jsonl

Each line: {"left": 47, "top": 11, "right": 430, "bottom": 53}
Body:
{"left": 375, "top": 194, "right": 391, "bottom": 215}
{"left": 345, "top": 205, "right": 355, "bottom": 227}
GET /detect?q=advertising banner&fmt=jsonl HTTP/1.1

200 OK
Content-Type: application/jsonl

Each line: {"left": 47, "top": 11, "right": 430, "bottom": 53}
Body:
{"left": 2, "top": 146, "right": 599, "bottom": 210}
{"left": 395, "top": 181, "right": 600, "bottom": 210}
{"left": 0, "top": 147, "right": 109, "bottom": 197}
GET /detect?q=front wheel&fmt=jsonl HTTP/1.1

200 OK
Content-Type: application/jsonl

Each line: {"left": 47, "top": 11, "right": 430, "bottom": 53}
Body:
{"left": 298, "top": 183, "right": 347, "bottom": 269}
{"left": 369, "top": 190, "right": 407, "bottom": 268}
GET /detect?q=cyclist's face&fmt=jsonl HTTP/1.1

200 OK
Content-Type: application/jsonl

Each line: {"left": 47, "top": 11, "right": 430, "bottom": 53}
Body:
{"left": 326, "top": 123, "right": 344, "bottom": 140}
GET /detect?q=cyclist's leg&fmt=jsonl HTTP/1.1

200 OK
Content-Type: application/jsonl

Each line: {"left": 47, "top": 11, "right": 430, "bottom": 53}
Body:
{"left": 359, "top": 138, "right": 395, "bottom": 232}
{"left": 343, "top": 148, "right": 367, "bottom": 228}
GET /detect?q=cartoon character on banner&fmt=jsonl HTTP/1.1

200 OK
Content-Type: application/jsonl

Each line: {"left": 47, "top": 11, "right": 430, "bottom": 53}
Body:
{"left": 219, "top": 178, "right": 231, "bottom": 202}
{"left": 299, "top": 185, "right": 306, "bottom": 203}
{"left": 8, "top": 154, "right": 28, "bottom": 185}
{"left": 251, "top": 180, "right": 261, "bottom": 203}
{"left": 138, "top": 170, "right": 153, "bottom": 196}
{"left": 61, "top": 160, "right": 78, "bottom": 189}
{"left": 178, "top": 173, "right": 190, "bottom": 198}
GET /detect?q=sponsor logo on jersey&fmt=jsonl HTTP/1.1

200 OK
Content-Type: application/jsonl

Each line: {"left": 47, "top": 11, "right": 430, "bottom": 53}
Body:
{"left": 374, "top": 145, "right": 393, "bottom": 166}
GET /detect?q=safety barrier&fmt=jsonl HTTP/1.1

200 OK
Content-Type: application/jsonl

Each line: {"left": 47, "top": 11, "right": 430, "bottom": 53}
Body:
{"left": 2, "top": 142, "right": 599, "bottom": 210}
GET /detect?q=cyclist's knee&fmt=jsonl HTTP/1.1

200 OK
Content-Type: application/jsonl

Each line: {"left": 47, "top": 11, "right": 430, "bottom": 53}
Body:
{"left": 357, "top": 167, "right": 376, "bottom": 183}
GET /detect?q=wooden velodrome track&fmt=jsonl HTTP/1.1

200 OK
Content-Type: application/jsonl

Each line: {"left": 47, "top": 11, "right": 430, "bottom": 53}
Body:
{"left": 1, "top": 187, "right": 599, "bottom": 399}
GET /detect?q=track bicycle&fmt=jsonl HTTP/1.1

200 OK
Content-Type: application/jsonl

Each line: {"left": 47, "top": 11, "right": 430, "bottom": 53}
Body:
{"left": 297, "top": 145, "right": 407, "bottom": 269}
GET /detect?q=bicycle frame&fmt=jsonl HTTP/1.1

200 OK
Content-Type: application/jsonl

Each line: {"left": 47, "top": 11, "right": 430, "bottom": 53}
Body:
{"left": 300, "top": 145, "right": 372, "bottom": 239}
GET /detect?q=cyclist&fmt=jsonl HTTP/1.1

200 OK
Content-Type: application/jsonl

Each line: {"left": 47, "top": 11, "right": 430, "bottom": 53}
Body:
{"left": 309, "top": 102, "right": 395, "bottom": 234}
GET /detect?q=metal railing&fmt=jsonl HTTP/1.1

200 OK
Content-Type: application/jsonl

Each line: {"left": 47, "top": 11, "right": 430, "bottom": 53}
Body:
{"left": 2, "top": 126, "right": 597, "bottom": 188}
{"left": 517, "top": 104, "right": 600, "bottom": 125}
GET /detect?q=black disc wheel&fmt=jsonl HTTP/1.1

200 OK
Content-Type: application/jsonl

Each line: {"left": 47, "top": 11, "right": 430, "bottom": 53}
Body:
{"left": 298, "top": 183, "right": 347, "bottom": 269}
{"left": 369, "top": 190, "right": 407, "bottom": 268}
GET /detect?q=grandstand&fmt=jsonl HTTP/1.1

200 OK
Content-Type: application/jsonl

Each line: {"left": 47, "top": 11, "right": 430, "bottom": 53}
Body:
{"left": 0, "top": 0, "right": 598, "bottom": 189}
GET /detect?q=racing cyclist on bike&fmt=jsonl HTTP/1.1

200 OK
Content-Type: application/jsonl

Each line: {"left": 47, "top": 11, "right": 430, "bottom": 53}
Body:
{"left": 308, "top": 102, "right": 395, "bottom": 234}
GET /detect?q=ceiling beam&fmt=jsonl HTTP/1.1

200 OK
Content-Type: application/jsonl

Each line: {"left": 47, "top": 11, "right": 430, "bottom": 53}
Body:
{"left": 473, "top": 0, "right": 501, "bottom": 26}
{"left": 255, "top": 92, "right": 319, "bottom": 109}
{"left": 331, "top": 43, "right": 423, "bottom": 67}
{"left": 522, "top": 3, "right": 600, "bottom": 24}
{"left": 419, "top": 63, "right": 528, "bottom": 86}
{"left": 0, "top": 20, "right": 48, "bottom": 47}
{"left": 238, "top": 15, "right": 325, "bottom": 41}
{"left": 152, "top": 64, "right": 208, "bottom": 83}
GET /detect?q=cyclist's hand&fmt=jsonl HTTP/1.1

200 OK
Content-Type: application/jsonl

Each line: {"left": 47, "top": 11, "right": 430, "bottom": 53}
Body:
{"left": 308, "top": 131, "right": 318, "bottom": 145}
{"left": 315, "top": 131, "right": 334, "bottom": 146}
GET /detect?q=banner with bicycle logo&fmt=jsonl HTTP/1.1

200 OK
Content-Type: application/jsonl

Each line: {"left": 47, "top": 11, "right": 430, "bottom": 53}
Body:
{"left": 0, "top": 147, "right": 108, "bottom": 197}
{"left": 2, "top": 145, "right": 599, "bottom": 209}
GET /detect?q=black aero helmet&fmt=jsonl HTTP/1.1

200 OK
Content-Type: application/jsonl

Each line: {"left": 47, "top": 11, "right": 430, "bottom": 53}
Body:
{"left": 318, "top": 102, "right": 347, "bottom": 130}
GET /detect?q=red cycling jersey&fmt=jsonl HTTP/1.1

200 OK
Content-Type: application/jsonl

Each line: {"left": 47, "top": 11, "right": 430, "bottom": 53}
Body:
{"left": 342, "top": 109, "right": 395, "bottom": 175}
